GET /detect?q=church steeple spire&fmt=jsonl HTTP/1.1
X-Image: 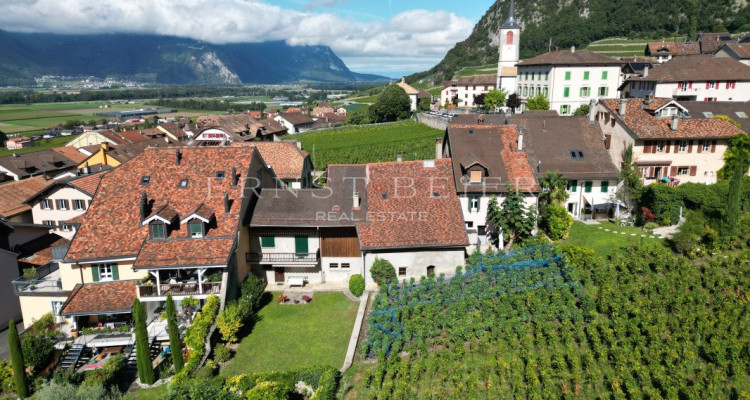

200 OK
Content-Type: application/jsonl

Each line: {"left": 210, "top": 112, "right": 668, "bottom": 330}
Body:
{"left": 501, "top": 0, "right": 520, "bottom": 29}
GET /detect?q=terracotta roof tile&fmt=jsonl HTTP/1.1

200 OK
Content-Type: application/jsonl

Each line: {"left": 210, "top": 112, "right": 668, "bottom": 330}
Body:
{"left": 52, "top": 146, "right": 88, "bottom": 164}
{"left": 646, "top": 41, "right": 701, "bottom": 56}
{"left": 0, "top": 176, "right": 54, "bottom": 218}
{"left": 0, "top": 149, "right": 79, "bottom": 179}
{"left": 60, "top": 280, "right": 137, "bottom": 316}
{"left": 600, "top": 98, "right": 745, "bottom": 139}
{"left": 356, "top": 159, "right": 468, "bottom": 250}
{"left": 134, "top": 237, "right": 235, "bottom": 269}
{"left": 116, "top": 130, "right": 150, "bottom": 144}
{"left": 190, "top": 203, "right": 215, "bottom": 220}
{"left": 67, "top": 171, "right": 107, "bottom": 196}
{"left": 17, "top": 234, "right": 69, "bottom": 268}
{"left": 229, "top": 142, "right": 307, "bottom": 180}
{"left": 278, "top": 112, "right": 314, "bottom": 126}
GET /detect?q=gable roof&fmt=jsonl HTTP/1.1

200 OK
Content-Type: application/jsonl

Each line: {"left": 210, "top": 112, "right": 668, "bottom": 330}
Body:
{"left": 356, "top": 159, "right": 468, "bottom": 250}
{"left": 17, "top": 233, "right": 69, "bottom": 269}
{"left": 446, "top": 117, "right": 540, "bottom": 193}
{"left": 24, "top": 169, "right": 109, "bottom": 205}
{"left": 277, "top": 112, "right": 315, "bottom": 126}
{"left": 52, "top": 146, "right": 89, "bottom": 164}
{"left": 600, "top": 98, "right": 745, "bottom": 139}
{"left": 0, "top": 175, "right": 54, "bottom": 218}
{"left": 626, "top": 55, "right": 750, "bottom": 82}
{"left": 106, "top": 138, "right": 179, "bottom": 164}
{"left": 60, "top": 280, "right": 137, "bottom": 316}
{"left": 442, "top": 74, "right": 497, "bottom": 88}
{"left": 0, "top": 149, "right": 78, "bottom": 179}
{"left": 678, "top": 101, "right": 750, "bottom": 133}
{"left": 65, "top": 147, "right": 265, "bottom": 264}
{"left": 645, "top": 41, "right": 701, "bottom": 57}
{"left": 229, "top": 142, "right": 309, "bottom": 180}
{"left": 518, "top": 49, "right": 623, "bottom": 67}
{"left": 697, "top": 32, "right": 733, "bottom": 53}
{"left": 510, "top": 115, "right": 619, "bottom": 180}
{"left": 718, "top": 43, "right": 750, "bottom": 59}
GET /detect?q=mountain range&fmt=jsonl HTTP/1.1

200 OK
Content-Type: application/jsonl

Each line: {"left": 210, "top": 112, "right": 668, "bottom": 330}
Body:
{"left": 409, "top": 0, "right": 750, "bottom": 85}
{"left": 0, "top": 30, "right": 388, "bottom": 86}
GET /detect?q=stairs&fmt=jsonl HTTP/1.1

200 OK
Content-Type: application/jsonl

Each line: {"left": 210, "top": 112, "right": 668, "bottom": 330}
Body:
{"left": 60, "top": 344, "right": 85, "bottom": 369}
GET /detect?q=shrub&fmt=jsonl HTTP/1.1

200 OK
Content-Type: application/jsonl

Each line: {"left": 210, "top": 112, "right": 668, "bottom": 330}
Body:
{"left": 348, "top": 274, "right": 365, "bottom": 297}
{"left": 643, "top": 222, "right": 659, "bottom": 231}
{"left": 214, "top": 343, "right": 232, "bottom": 363}
{"left": 239, "top": 275, "right": 266, "bottom": 314}
{"left": 22, "top": 267, "right": 37, "bottom": 281}
{"left": 195, "top": 360, "right": 218, "bottom": 380}
{"left": 311, "top": 368, "right": 338, "bottom": 400}
{"left": 540, "top": 205, "right": 574, "bottom": 240}
{"left": 217, "top": 302, "right": 244, "bottom": 343}
{"left": 0, "top": 360, "right": 15, "bottom": 394}
{"left": 21, "top": 335, "right": 54, "bottom": 372}
{"left": 33, "top": 381, "right": 123, "bottom": 400}
{"left": 639, "top": 184, "right": 683, "bottom": 225}
{"left": 29, "top": 313, "right": 55, "bottom": 334}
{"left": 173, "top": 294, "right": 221, "bottom": 384}
{"left": 245, "top": 381, "right": 287, "bottom": 400}
{"left": 370, "top": 258, "right": 396, "bottom": 286}
{"left": 83, "top": 354, "right": 126, "bottom": 388}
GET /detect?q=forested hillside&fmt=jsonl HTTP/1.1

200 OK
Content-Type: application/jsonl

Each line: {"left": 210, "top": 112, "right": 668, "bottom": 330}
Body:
{"left": 408, "top": 0, "right": 750, "bottom": 84}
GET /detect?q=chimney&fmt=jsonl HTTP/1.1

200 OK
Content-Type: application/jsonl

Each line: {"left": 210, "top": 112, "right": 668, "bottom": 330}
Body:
{"left": 397, "top": 152, "right": 403, "bottom": 162}
{"left": 175, "top": 149, "right": 182, "bottom": 165}
{"left": 643, "top": 65, "right": 649, "bottom": 78}
{"left": 223, "top": 193, "right": 230, "bottom": 213}
{"left": 588, "top": 99, "right": 596, "bottom": 123}
{"left": 83, "top": 162, "right": 91, "bottom": 175}
{"left": 619, "top": 99, "right": 628, "bottom": 116}
{"left": 670, "top": 115, "right": 679, "bottom": 131}
{"left": 139, "top": 191, "right": 147, "bottom": 220}
{"left": 571, "top": 45, "right": 576, "bottom": 53}
{"left": 352, "top": 190, "right": 361, "bottom": 209}
{"left": 295, "top": 141, "right": 302, "bottom": 150}
{"left": 230, "top": 167, "right": 238, "bottom": 187}
{"left": 435, "top": 138, "right": 444, "bottom": 159}
{"left": 517, "top": 130, "right": 524, "bottom": 151}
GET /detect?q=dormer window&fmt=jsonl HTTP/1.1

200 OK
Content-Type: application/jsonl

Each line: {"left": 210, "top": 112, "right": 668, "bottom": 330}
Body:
{"left": 188, "top": 221, "right": 204, "bottom": 238}
{"left": 150, "top": 223, "right": 166, "bottom": 239}
{"left": 178, "top": 179, "right": 188, "bottom": 188}
{"left": 141, "top": 176, "right": 150, "bottom": 185}
{"left": 216, "top": 171, "right": 225, "bottom": 179}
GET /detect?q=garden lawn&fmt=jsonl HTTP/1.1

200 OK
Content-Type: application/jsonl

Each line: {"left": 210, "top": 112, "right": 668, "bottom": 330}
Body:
{"left": 562, "top": 221, "right": 663, "bottom": 257}
{"left": 221, "top": 292, "right": 358, "bottom": 376}
{"left": 0, "top": 134, "right": 81, "bottom": 157}
{"left": 125, "top": 384, "right": 169, "bottom": 400}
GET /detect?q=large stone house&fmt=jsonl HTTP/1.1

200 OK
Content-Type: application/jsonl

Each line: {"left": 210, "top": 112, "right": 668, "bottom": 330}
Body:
{"left": 440, "top": 75, "right": 498, "bottom": 108}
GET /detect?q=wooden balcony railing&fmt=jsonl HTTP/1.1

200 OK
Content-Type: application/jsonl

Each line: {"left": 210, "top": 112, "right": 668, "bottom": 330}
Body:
{"left": 245, "top": 252, "right": 318, "bottom": 264}
{"left": 137, "top": 282, "right": 222, "bottom": 298}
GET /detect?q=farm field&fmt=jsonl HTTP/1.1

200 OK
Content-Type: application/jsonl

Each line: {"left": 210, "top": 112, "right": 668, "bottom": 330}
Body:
{"left": 342, "top": 243, "right": 749, "bottom": 399}
{"left": 0, "top": 134, "right": 81, "bottom": 157}
{"left": 285, "top": 120, "right": 443, "bottom": 170}
{"left": 454, "top": 64, "right": 497, "bottom": 78}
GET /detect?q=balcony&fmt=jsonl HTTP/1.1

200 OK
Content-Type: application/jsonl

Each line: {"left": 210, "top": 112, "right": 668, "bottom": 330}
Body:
{"left": 246, "top": 252, "right": 319, "bottom": 264}
{"left": 12, "top": 263, "right": 64, "bottom": 295}
{"left": 137, "top": 281, "right": 222, "bottom": 298}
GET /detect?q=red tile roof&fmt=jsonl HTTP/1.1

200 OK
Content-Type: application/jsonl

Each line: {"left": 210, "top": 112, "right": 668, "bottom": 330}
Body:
{"left": 645, "top": 41, "right": 701, "bottom": 57}
{"left": 134, "top": 237, "right": 235, "bottom": 269}
{"left": 356, "top": 159, "right": 468, "bottom": 250}
{"left": 278, "top": 112, "right": 314, "bottom": 126}
{"left": 60, "top": 280, "right": 137, "bottom": 316}
{"left": 600, "top": 98, "right": 745, "bottom": 139}
{"left": 229, "top": 142, "right": 308, "bottom": 180}
{"left": 0, "top": 176, "right": 54, "bottom": 218}
{"left": 52, "top": 146, "right": 88, "bottom": 164}
{"left": 626, "top": 54, "right": 750, "bottom": 82}
{"left": 17, "top": 234, "right": 69, "bottom": 268}
{"left": 518, "top": 49, "right": 623, "bottom": 67}
{"left": 68, "top": 171, "right": 107, "bottom": 196}
{"left": 65, "top": 147, "right": 261, "bottom": 264}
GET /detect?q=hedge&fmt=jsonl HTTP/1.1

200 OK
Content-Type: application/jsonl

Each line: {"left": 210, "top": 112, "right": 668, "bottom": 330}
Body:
{"left": 172, "top": 294, "right": 221, "bottom": 385}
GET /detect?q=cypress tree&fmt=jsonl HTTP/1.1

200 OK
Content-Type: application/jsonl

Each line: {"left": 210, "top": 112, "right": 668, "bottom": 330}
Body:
{"left": 133, "top": 299, "right": 155, "bottom": 384}
{"left": 165, "top": 294, "right": 184, "bottom": 373}
{"left": 8, "top": 319, "right": 27, "bottom": 398}
{"left": 725, "top": 161, "right": 743, "bottom": 236}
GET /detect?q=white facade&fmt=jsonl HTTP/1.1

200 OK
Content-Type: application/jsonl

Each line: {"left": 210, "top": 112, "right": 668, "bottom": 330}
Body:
{"left": 459, "top": 193, "right": 537, "bottom": 252}
{"left": 30, "top": 186, "right": 92, "bottom": 239}
{"left": 440, "top": 81, "right": 497, "bottom": 108}
{"left": 563, "top": 179, "right": 618, "bottom": 218}
{"left": 627, "top": 80, "right": 750, "bottom": 102}
{"left": 363, "top": 249, "right": 465, "bottom": 286}
{"left": 518, "top": 63, "right": 622, "bottom": 115}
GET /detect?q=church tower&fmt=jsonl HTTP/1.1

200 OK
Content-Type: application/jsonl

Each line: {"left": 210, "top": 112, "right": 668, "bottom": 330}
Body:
{"left": 497, "top": 0, "right": 520, "bottom": 94}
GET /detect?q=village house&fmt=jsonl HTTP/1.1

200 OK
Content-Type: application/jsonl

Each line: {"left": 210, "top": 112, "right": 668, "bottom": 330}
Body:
{"left": 516, "top": 47, "right": 623, "bottom": 115}
{"left": 0, "top": 220, "right": 22, "bottom": 330}
{"left": 311, "top": 101, "right": 334, "bottom": 117}
{"left": 645, "top": 32, "right": 735, "bottom": 63}
{"left": 395, "top": 78, "right": 432, "bottom": 112}
{"left": 0, "top": 149, "right": 79, "bottom": 181}
{"left": 274, "top": 112, "right": 315, "bottom": 134}
{"left": 620, "top": 55, "right": 750, "bottom": 102}
{"left": 440, "top": 74, "right": 498, "bottom": 108}
{"left": 714, "top": 43, "right": 750, "bottom": 66}
{"left": 678, "top": 101, "right": 750, "bottom": 133}
{"left": 5, "top": 136, "right": 32, "bottom": 150}
{"left": 0, "top": 175, "right": 54, "bottom": 223}
{"left": 192, "top": 114, "right": 288, "bottom": 144}
{"left": 443, "top": 115, "right": 540, "bottom": 251}
{"left": 595, "top": 97, "right": 745, "bottom": 185}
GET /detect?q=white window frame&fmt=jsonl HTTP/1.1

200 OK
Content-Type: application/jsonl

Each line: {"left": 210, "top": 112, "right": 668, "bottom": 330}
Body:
{"left": 56, "top": 199, "right": 67, "bottom": 210}
{"left": 41, "top": 199, "right": 51, "bottom": 210}
{"left": 73, "top": 199, "right": 86, "bottom": 210}
{"left": 677, "top": 167, "right": 689, "bottom": 175}
{"left": 43, "top": 220, "right": 54, "bottom": 226}
{"left": 97, "top": 264, "right": 114, "bottom": 281}
{"left": 470, "top": 197, "right": 480, "bottom": 211}
{"left": 581, "top": 87, "right": 590, "bottom": 97}
{"left": 188, "top": 221, "right": 204, "bottom": 238}
{"left": 329, "top": 263, "right": 339, "bottom": 269}
{"left": 679, "top": 140, "right": 688, "bottom": 152}
{"left": 702, "top": 141, "right": 711, "bottom": 152}
{"left": 341, "top": 263, "right": 350, "bottom": 269}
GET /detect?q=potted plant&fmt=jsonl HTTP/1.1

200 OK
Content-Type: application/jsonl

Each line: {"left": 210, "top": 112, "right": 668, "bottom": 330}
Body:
{"left": 276, "top": 294, "right": 288, "bottom": 304}
{"left": 301, "top": 295, "right": 311, "bottom": 303}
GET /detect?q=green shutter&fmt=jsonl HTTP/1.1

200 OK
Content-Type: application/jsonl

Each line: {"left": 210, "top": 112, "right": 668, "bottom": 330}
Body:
{"left": 570, "top": 180, "right": 577, "bottom": 193}
{"left": 565, "top": 71, "right": 571, "bottom": 80}
{"left": 564, "top": 87, "right": 570, "bottom": 98}
{"left": 295, "top": 236, "right": 308, "bottom": 255}
{"left": 601, "top": 181, "right": 609, "bottom": 192}
{"left": 261, "top": 236, "right": 275, "bottom": 248}
{"left": 584, "top": 71, "right": 589, "bottom": 80}
{"left": 579, "top": 88, "right": 583, "bottom": 97}
{"left": 112, "top": 264, "right": 119, "bottom": 280}
{"left": 602, "top": 71, "right": 608, "bottom": 80}
{"left": 585, "top": 181, "right": 593, "bottom": 193}
{"left": 92, "top": 266, "right": 99, "bottom": 282}
{"left": 605, "top": 87, "right": 610, "bottom": 97}
{"left": 468, "top": 197, "right": 472, "bottom": 211}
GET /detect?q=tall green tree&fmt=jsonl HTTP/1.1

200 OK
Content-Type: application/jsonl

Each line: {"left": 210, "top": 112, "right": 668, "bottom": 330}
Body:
{"left": 8, "top": 319, "right": 26, "bottom": 398}
{"left": 539, "top": 171, "right": 568, "bottom": 207}
{"left": 488, "top": 185, "right": 536, "bottom": 249}
{"left": 165, "top": 295, "right": 184, "bottom": 373}
{"left": 618, "top": 144, "right": 643, "bottom": 210}
{"left": 368, "top": 85, "right": 411, "bottom": 123}
{"left": 725, "top": 160, "right": 745, "bottom": 237}
{"left": 718, "top": 133, "right": 750, "bottom": 180}
{"left": 484, "top": 89, "right": 507, "bottom": 111}
{"left": 525, "top": 94, "right": 550, "bottom": 111}
{"left": 133, "top": 299, "right": 155, "bottom": 384}
{"left": 506, "top": 93, "right": 521, "bottom": 114}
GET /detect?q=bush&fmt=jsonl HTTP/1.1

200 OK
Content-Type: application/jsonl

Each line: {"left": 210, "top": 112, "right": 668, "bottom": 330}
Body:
{"left": 195, "top": 360, "right": 218, "bottom": 380}
{"left": 214, "top": 343, "right": 232, "bottom": 363}
{"left": 639, "top": 184, "right": 683, "bottom": 226}
{"left": 0, "top": 360, "right": 15, "bottom": 394}
{"left": 348, "top": 274, "right": 365, "bottom": 297}
{"left": 370, "top": 258, "right": 396, "bottom": 286}
{"left": 217, "top": 302, "right": 244, "bottom": 343}
{"left": 540, "top": 205, "right": 573, "bottom": 240}
{"left": 245, "top": 381, "right": 287, "bottom": 400}
{"left": 643, "top": 222, "right": 659, "bottom": 231}
{"left": 239, "top": 275, "right": 266, "bottom": 314}
{"left": 83, "top": 354, "right": 126, "bottom": 388}
{"left": 368, "top": 85, "right": 411, "bottom": 123}
{"left": 21, "top": 335, "right": 54, "bottom": 372}
{"left": 33, "top": 381, "right": 123, "bottom": 400}
{"left": 311, "top": 369, "right": 338, "bottom": 400}
{"left": 29, "top": 313, "right": 55, "bottom": 334}
{"left": 173, "top": 294, "right": 221, "bottom": 384}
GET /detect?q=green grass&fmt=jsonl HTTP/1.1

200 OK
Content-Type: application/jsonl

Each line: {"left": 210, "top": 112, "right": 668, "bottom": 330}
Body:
{"left": 220, "top": 292, "right": 358, "bottom": 376}
{"left": 0, "top": 101, "right": 152, "bottom": 135}
{"left": 586, "top": 44, "right": 648, "bottom": 51}
{"left": 286, "top": 120, "right": 443, "bottom": 170}
{"left": 125, "top": 384, "right": 169, "bottom": 400}
{"left": 345, "top": 96, "right": 378, "bottom": 104}
{"left": 0, "top": 134, "right": 81, "bottom": 157}
{"left": 454, "top": 65, "right": 497, "bottom": 78}
{"left": 562, "top": 221, "right": 663, "bottom": 257}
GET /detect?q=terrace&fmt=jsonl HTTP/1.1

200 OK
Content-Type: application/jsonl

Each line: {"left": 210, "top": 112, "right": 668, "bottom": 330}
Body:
{"left": 12, "top": 263, "right": 64, "bottom": 295}
{"left": 136, "top": 267, "right": 224, "bottom": 299}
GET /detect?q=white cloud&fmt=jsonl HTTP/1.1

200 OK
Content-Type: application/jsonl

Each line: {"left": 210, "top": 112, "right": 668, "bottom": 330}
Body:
{"left": 0, "top": 1, "right": 474, "bottom": 67}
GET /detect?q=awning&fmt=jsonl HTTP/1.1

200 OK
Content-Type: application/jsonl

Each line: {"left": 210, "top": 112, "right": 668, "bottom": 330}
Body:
{"left": 635, "top": 160, "right": 672, "bottom": 166}
{"left": 275, "top": 265, "right": 319, "bottom": 269}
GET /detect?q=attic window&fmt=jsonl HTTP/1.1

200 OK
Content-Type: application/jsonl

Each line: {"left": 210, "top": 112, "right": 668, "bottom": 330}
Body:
{"left": 570, "top": 150, "right": 585, "bottom": 160}
{"left": 178, "top": 179, "right": 188, "bottom": 188}
{"left": 736, "top": 111, "right": 748, "bottom": 119}
{"left": 702, "top": 112, "right": 714, "bottom": 118}
{"left": 381, "top": 193, "right": 388, "bottom": 200}
{"left": 188, "top": 221, "right": 204, "bottom": 238}
{"left": 140, "top": 176, "right": 150, "bottom": 185}
{"left": 216, "top": 171, "right": 225, "bottom": 179}
{"left": 570, "top": 151, "right": 577, "bottom": 159}
{"left": 468, "top": 129, "right": 474, "bottom": 135}
{"left": 150, "top": 223, "right": 166, "bottom": 239}
{"left": 432, "top": 192, "right": 441, "bottom": 198}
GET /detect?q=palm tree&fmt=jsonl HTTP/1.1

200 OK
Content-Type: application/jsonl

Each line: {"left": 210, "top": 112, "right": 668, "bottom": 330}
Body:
{"left": 539, "top": 171, "right": 568, "bottom": 207}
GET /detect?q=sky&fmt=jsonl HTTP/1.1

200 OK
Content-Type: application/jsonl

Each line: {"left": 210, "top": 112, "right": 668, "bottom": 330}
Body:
{"left": 0, "top": 0, "right": 496, "bottom": 78}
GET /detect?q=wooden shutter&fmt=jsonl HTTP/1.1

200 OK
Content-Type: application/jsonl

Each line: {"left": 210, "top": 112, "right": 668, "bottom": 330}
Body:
{"left": 50, "top": 200, "right": 56, "bottom": 210}
{"left": 604, "top": 134, "right": 611, "bottom": 150}
{"left": 689, "top": 166, "right": 697, "bottom": 176}
{"left": 706, "top": 82, "right": 710, "bottom": 89}
{"left": 112, "top": 264, "right": 119, "bottom": 280}
{"left": 92, "top": 266, "right": 100, "bottom": 282}
{"left": 687, "top": 140, "right": 693, "bottom": 153}
{"left": 697, "top": 140, "right": 703, "bottom": 153}
{"left": 665, "top": 140, "right": 671, "bottom": 153}
{"left": 86, "top": 200, "right": 91, "bottom": 209}
{"left": 65, "top": 199, "right": 71, "bottom": 210}
{"left": 674, "top": 142, "right": 680, "bottom": 153}
{"left": 711, "top": 140, "right": 717, "bottom": 153}
{"left": 295, "top": 236, "right": 308, "bottom": 255}
{"left": 670, "top": 166, "right": 678, "bottom": 176}
{"left": 644, "top": 141, "right": 652, "bottom": 153}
